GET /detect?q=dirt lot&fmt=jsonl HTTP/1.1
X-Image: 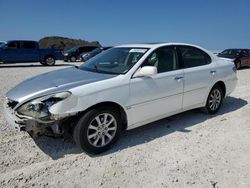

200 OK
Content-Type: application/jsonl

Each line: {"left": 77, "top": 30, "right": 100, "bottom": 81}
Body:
{"left": 0, "top": 62, "right": 250, "bottom": 188}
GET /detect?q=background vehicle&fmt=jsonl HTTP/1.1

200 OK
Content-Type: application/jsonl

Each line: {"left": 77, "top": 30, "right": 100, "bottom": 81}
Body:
{"left": 218, "top": 49, "right": 250, "bottom": 69}
{"left": 0, "top": 41, "right": 6, "bottom": 46}
{"left": 81, "top": 46, "right": 112, "bottom": 62}
{"left": 0, "top": 40, "right": 64, "bottom": 66}
{"left": 64, "top": 46, "right": 97, "bottom": 62}
{"left": 5, "top": 43, "right": 237, "bottom": 154}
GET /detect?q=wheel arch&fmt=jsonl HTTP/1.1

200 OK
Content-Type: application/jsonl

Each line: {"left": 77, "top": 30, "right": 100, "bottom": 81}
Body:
{"left": 44, "top": 54, "right": 56, "bottom": 62}
{"left": 80, "top": 101, "right": 128, "bottom": 130}
{"left": 214, "top": 81, "right": 226, "bottom": 98}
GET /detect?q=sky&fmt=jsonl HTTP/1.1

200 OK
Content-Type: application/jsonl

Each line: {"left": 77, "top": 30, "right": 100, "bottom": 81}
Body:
{"left": 0, "top": 0, "right": 249, "bottom": 50}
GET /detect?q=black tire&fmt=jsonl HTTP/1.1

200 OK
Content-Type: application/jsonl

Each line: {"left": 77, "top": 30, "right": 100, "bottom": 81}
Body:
{"left": 70, "top": 56, "right": 77, "bottom": 62}
{"left": 44, "top": 56, "right": 55, "bottom": 66}
{"left": 73, "top": 107, "right": 122, "bottom": 154}
{"left": 235, "top": 60, "right": 241, "bottom": 70}
{"left": 204, "top": 85, "right": 223, "bottom": 114}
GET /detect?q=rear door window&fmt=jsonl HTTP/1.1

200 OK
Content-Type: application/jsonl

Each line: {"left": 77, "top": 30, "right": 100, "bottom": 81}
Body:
{"left": 178, "top": 46, "right": 211, "bottom": 68}
{"left": 20, "top": 41, "right": 37, "bottom": 49}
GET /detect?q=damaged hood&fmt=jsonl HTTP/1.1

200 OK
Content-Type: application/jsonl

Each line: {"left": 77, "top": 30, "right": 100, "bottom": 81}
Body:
{"left": 6, "top": 66, "right": 116, "bottom": 103}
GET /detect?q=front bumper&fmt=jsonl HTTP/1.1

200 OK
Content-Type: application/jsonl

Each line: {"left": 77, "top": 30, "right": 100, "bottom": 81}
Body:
{"left": 4, "top": 103, "right": 26, "bottom": 131}
{"left": 4, "top": 102, "right": 52, "bottom": 134}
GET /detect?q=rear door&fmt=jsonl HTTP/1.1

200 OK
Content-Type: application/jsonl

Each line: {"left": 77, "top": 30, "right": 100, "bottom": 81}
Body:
{"left": 177, "top": 45, "right": 216, "bottom": 110}
{"left": 19, "top": 41, "right": 39, "bottom": 62}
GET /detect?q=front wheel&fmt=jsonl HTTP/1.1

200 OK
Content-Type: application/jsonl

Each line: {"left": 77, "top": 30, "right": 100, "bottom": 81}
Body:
{"left": 44, "top": 56, "right": 55, "bottom": 66}
{"left": 70, "top": 56, "right": 77, "bottom": 62}
{"left": 204, "top": 85, "right": 223, "bottom": 114}
{"left": 73, "top": 107, "right": 122, "bottom": 154}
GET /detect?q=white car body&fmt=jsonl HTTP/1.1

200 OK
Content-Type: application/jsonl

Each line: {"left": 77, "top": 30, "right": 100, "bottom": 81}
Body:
{"left": 48, "top": 43, "right": 237, "bottom": 129}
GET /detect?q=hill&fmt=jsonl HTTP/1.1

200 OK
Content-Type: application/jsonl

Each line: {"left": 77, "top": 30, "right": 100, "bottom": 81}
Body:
{"left": 39, "top": 36, "right": 101, "bottom": 50}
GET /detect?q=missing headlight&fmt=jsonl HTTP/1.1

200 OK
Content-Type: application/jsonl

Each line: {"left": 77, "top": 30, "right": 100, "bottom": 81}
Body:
{"left": 17, "top": 91, "right": 71, "bottom": 119}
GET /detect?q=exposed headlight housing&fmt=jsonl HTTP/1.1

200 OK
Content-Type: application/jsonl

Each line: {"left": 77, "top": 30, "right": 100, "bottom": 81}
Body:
{"left": 17, "top": 92, "right": 71, "bottom": 119}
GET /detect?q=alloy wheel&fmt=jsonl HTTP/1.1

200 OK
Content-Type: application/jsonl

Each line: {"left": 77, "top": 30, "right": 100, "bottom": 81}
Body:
{"left": 45, "top": 57, "right": 55, "bottom": 65}
{"left": 208, "top": 89, "right": 222, "bottom": 111}
{"left": 87, "top": 113, "right": 117, "bottom": 147}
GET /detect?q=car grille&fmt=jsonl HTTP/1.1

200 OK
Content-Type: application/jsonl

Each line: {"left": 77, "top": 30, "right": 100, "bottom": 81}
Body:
{"left": 6, "top": 98, "right": 18, "bottom": 109}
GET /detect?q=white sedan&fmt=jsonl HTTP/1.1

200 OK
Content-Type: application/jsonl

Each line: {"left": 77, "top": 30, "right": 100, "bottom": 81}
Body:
{"left": 5, "top": 43, "right": 237, "bottom": 154}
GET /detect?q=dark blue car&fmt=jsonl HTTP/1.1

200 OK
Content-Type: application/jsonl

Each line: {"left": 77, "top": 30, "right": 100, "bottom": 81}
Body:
{"left": 0, "top": 40, "right": 64, "bottom": 66}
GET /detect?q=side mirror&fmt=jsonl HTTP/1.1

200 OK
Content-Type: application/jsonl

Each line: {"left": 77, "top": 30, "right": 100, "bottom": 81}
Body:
{"left": 133, "top": 66, "right": 157, "bottom": 78}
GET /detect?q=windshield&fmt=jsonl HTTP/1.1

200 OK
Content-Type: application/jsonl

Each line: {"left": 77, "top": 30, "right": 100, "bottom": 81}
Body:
{"left": 65, "top": 46, "right": 79, "bottom": 53}
{"left": 79, "top": 47, "right": 148, "bottom": 74}
{"left": 91, "top": 48, "right": 102, "bottom": 54}
{"left": 0, "top": 42, "right": 6, "bottom": 48}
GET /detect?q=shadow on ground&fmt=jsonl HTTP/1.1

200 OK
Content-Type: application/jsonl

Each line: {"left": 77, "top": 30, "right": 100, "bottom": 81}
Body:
{"left": 34, "top": 96, "right": 247, "bottom": 159}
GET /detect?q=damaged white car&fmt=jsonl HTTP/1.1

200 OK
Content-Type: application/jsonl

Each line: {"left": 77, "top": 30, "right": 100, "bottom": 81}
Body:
{"left": 4, "top": 43, "right": 237, "bottom": 154}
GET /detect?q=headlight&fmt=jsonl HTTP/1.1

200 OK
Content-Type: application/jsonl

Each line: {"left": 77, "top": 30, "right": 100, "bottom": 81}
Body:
{"left": 17, "top": 92, "right": 71, "bottom": 119}
{"left": 64, "top": 53, "right": 68, "bottom": 56}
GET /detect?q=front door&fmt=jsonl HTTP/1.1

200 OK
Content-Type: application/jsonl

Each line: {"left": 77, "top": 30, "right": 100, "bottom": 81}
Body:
{"left": 1, "top": 41, "right": 21, "bottom": 62}
{"left": 128, "top": 46, "right": 184, "bottom": 126}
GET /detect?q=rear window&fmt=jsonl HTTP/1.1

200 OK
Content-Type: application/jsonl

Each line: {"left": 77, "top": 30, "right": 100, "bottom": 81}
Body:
{"left": 79, "top": 47, "right": 96, "bottom": 53}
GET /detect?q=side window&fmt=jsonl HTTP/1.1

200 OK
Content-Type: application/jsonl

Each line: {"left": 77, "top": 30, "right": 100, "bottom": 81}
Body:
{"left": 20, "top": 42, "right": 36, "bottom": 49}
{"left": 142, "top": 46, "right": 179, "bottom": 73}
{"left": 79, "top": 47, "right": 86, "bottom": 53}
{"left": 241, "top": 50, "right": 248, "bottom": 56}
{"left": 179, "top": 46, "right": 211, "bottom": 68}
{"left": 7, "top": 41, "right": 18, "bottom": 49}
{"left": 221, "top": 50, "right": 229, "bottom": 55}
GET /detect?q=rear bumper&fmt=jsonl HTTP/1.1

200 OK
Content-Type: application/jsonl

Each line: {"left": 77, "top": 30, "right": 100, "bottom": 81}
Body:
{"left": 225, "top": 77, "right": 238, "bottom": 96}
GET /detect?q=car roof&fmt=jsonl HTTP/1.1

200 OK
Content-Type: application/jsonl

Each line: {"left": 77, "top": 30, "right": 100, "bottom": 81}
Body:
{"left": 116, "top": 42, "right": 206, "bottom": 49}
{"left": 116, "top": 42, "right": 217, "bottom": 60}
{"left": 6, "top": 40, "right": 37, "bottom": 43}
{"left": 223, "top": 48, "right": 250, "bottom": 51}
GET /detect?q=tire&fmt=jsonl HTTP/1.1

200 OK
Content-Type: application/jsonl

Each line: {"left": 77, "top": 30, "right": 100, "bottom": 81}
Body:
{"left": 204, "top": 85, "right": 223, "bottom": 114}
{"left": 70, "top": 56, "right": 77, "bottom": 62}
{"left": 235, "top": 60, "right": 241, "bottom": 70}
{"left": 73, "top": 107, "right": 122, "bottom": 154}
{"left": 44, "top": 56, "right": 55, "bottom": 66}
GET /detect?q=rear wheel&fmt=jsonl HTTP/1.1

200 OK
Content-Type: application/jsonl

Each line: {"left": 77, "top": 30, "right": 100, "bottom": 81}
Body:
{"left": 204, "top": 85, "right": 223, "bottom": 114}
{"left": 44, "top": 56, "right": 55, "bottom": 66}
{"left": 73, "top": 107, "right": 122, "bottom": 154}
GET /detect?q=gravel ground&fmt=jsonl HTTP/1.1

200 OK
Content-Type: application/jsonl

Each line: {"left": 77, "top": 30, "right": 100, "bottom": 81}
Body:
{"left": 0, "top": 62, "right": 250, "bottom": 188}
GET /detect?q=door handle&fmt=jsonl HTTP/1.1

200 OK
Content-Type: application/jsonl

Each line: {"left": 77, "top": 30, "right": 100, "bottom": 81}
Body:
{"left": 174, "top": 76, "right": 183, "bottom": 80}
{"left": 210, "top": 70, "right": 216, "bottom": 75}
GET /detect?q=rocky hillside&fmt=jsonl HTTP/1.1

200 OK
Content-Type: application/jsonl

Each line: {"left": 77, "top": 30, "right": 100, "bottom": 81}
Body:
{"left": 39, "top": 36, "right": 101, "bottom": 50}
